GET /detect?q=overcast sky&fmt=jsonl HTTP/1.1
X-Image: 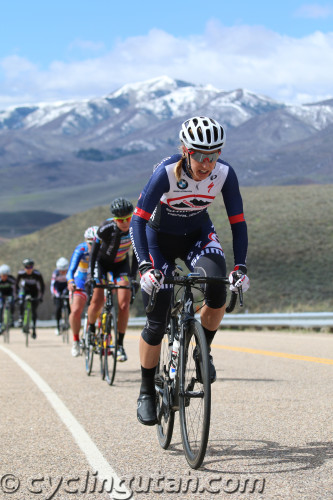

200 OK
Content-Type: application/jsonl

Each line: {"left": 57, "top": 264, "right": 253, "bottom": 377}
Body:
{"left": 1, "top": 0, "right": 333, "bottom": 109}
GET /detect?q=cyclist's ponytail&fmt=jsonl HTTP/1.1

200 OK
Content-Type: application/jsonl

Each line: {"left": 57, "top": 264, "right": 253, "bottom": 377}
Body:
{"left": 174, "top": 150, "right": 186, "bottom": 182}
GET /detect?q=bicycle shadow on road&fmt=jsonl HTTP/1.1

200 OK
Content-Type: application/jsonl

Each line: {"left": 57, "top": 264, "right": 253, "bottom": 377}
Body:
{"left": 202, "top": 439, "right": 333, "bottom": 474}
{"left": 219, "top": 377, "right": 281, "bottom": 383}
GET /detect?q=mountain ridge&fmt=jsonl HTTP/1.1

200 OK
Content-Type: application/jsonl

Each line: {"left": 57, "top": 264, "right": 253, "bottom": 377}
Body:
{"left": 1, "top": 76, "right": 332, "bottom": 216}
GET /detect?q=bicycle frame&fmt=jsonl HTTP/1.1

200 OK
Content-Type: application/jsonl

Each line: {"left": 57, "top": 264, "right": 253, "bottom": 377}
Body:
{"left": 92, "top": 280, "right": 133, "bottom": 385}
{"left": 152, "top": 271, "right": 243, "bottom": 469}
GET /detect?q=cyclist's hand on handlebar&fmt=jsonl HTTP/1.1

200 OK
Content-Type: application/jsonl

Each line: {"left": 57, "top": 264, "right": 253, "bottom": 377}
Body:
{"left": 67, "top": 280, "right": 76, "bottom": 292}
{"left": 229, "top": 267, "right": 250, "bottom": 293}
{"left": 140, "top": 268, "right": 164, "bottom": 295}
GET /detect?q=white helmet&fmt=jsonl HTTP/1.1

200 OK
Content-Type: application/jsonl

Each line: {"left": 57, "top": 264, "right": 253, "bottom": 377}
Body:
{"left": 56, "top": 257, "right": 69, "bottom": 270}
{"left": 0, "top": 264, "right": 11, "bottom": 275}
{"left": 84, "top": 226, "right": 98, "bottom": 242}
{"left": 179, "top": 116, "right": 226, "bottom": 151}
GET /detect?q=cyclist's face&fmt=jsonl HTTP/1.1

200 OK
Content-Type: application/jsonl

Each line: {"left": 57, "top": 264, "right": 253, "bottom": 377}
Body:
{"left": 183, "top": 146, "right": 220, "bottom": 181}
{"left": 114, "top": 216, "right": 132, "bottom": 232}
{"left": 25, "top": 267, "right": 33, "bottom": 275}
{"left": 0, "top": 274, "right": 8, "bottom": 280}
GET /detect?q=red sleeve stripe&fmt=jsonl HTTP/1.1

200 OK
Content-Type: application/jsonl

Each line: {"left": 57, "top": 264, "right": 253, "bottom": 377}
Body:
{"left": 229, "top": 213, "right": 245, "bottom": 224}
{"left": 134, "top": 207, "right": 151, "bottom": 221}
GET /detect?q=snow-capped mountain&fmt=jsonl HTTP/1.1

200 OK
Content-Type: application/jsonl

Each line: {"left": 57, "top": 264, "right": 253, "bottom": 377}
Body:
{"left": 0, "top": 76, "right": 332, "bottom": 215}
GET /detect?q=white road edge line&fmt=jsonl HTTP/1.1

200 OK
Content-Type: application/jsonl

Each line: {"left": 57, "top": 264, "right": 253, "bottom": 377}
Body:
{"left": 0, "top": 346, "right": 133, "bottom": 500}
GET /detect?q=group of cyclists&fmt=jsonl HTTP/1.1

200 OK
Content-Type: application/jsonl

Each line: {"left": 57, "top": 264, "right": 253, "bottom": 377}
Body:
{"left": 0, "top": 259, "right": 45, "bottom": 338}
{"left": 0, "top": 116, "right": 250, "bottom": 427}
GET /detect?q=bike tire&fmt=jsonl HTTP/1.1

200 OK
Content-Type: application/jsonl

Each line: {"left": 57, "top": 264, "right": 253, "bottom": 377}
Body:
{"left": 3, "top": 308, "right": 10, "bottom": 343}
{"left": 23, "top": 303, "right": 31, "bottom": 347}
{"left": 155, "top": 330, "right": 175, "bottom": 449}
{"left": 104, "top": 307, "right": 117, "bottom": 386}
{"left": 62, "top": 306, "right": 69, "bottom": 344}
{"left": 84, "top": 315, "right": 94, "bottom": 375}
{"left": 100, "top": 329, "right": 105, "bottom": 380}
{"left": 179, "top": 319, "right": 211, "bottom": 469}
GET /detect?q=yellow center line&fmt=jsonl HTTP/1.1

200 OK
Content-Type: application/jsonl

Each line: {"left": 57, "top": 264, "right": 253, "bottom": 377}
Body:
{"left": 212, "top": 344, "right": 333, "bottom": 365}
{"left": 126, "top": 333, "right": 333, "bottom": 365}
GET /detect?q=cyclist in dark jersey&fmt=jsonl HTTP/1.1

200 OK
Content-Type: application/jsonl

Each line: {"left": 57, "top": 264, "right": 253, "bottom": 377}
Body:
{"left": 87, "top": 197, "right": 138, "bottom": 362}
{"left": 0, "top": 264, "right": 16, "bottom": 333}
{"left": 16, "top": 258, "right": 45, "bottom": 339}
{"left": 130, "top": 116, "right": 250, "bottom": 425}
{"left": 51, "top": 257, "right": 70, "bottom": 336}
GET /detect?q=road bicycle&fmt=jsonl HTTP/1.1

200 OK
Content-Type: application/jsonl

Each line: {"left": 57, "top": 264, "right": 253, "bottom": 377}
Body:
{"left": 59, "top": 293, "right": 70, "bottom": 344}
{"left": 148, "top": 269, "right": 243, "bottom": 469}
{"left": 0, "top": 295, "right": 13, "bottom": 343}
{"left": 84, "top": 279, "right": 138, "bottom": 385}
{"left": 21, "top": 295, "right": 39, "bottom": 347}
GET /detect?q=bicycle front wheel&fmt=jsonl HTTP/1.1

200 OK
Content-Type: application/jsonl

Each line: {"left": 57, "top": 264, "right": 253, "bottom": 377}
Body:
{"left": 179, "top": 319, "right": 211, "bottom": 469}
{"left": 23, "top": 304, "right": 31, "bottom": 347}
{"left": 62, "top": 307, "right": 69, "bottom": 344}
{"left": 84, "top": 316, "right": 94, "bottom": 375}
{"left": 155, "top": 332, "right": 175, "bottom": 449}
{"left": 104, "top": 308, "right": 117, "bottom": 386}
{"left": 3, "top": 308, "right": 10, "bottom": 343}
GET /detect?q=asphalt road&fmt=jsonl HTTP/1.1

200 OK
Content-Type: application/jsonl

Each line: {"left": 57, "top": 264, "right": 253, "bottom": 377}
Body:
{"left": 0, "top": 326, "right": 332, "bottom": 500}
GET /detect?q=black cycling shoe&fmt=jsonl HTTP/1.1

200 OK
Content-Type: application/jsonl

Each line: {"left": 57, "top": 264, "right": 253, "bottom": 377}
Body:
{"left": 193, "top": 346, "right": 216, "bottom": 384}
{"left": 31, "top": 330, "right": 37, "bottom": 339}
{"left": 137, "top": 394, "right": 158, "bottom": 426}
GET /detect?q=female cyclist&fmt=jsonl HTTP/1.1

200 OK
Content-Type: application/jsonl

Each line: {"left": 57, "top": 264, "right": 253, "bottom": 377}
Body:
{"left": 130, "top": 116, "right": 250, "bottom": 425}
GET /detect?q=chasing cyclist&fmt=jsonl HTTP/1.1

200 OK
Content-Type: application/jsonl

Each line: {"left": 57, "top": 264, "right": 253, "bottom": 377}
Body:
{"left": 0, "top": 264, "right": 16, "bottom": 333}
{"left": 16, "top": 258, "right": 45, "bottom": 339}
{"left": 51, "top": 257, "right": 70, "bottom": 336}
{"left": 87, "top": 197, "right": 138, "bottom": 362}
{"left": 67, "top": 226, "right": 98, "bottom": 357}
{"left": 130, "top": 116, "right": 250, "bottom": 425}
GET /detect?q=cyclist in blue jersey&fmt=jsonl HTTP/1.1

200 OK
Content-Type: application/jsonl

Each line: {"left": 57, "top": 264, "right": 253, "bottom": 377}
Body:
{"left": 87, "top": 198, "right": 138, "bottom": 362}
{"left": 67, "top": 226, "right": 98, "bottom": 357}
{"left": 130, "top": 116, "right": 250, "bottom": 425}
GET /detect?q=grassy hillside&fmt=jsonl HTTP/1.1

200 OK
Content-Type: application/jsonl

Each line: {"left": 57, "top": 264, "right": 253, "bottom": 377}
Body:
{"left": 0, "top": 210, "right": 68, "bottom": 238}
{"left": 0, "top": 185, "right": 332, "bottom": 318}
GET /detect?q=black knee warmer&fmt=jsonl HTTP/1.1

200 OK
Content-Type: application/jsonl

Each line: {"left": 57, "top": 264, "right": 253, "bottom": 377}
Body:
{"left": 141, "top": 318, "right": 167, "bottom": 346}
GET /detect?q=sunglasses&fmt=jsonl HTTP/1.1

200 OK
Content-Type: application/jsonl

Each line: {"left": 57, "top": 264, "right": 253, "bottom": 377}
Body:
{"left": 113, "top": 215, "right": 132, "bottom": 222}
{"left": 187, "top": 149, "right": 221, "bottom": 163}
{"left": 25, "top": 265, "right": 34, "bottom": 270}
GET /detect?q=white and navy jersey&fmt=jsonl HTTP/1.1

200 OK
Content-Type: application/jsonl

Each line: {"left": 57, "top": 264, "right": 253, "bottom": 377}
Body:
{"left": 130, "top": 154, "right": 248, "bottom": 267}
{"left": 50, "top": 269, "right": 68, "bottom": 297}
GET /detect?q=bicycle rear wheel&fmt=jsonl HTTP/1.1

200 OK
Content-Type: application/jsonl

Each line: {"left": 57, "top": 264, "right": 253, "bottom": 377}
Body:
{"left": 179, "top": 319, "right": 211, "bottom": 469}
{"left": 104, "top": 308, "right": 117, "bottom": 386}
{"left": 155, "top": 330, "right": 175, "bottom": 449}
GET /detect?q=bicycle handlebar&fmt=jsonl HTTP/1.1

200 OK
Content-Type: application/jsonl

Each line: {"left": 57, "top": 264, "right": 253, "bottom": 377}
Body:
{"left": 146, "top": 273, "right": 243, "bottom": 314}
{"left": 93, "top": 282, "right": 131, "bottom": 290}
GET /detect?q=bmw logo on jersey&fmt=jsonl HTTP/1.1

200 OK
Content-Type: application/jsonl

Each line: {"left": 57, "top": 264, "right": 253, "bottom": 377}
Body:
{"left": 162, "top": 162, "right": 229, "bottom": 212}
